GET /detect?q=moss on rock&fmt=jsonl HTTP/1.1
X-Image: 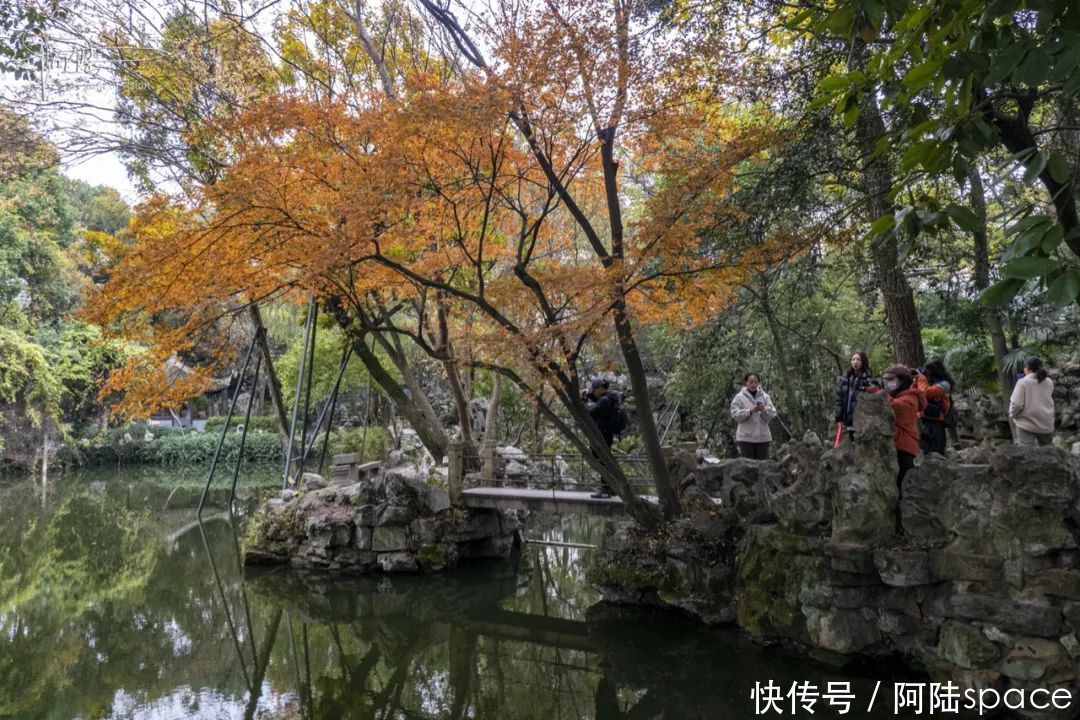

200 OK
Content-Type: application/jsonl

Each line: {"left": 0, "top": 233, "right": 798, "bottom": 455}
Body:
{"left": 735, "top": 536, "right": 804, "bottom": 639}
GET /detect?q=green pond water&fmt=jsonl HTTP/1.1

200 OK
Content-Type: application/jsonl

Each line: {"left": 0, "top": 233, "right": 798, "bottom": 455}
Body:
{"left": 1, "top": 465, "right": 930, "bottom": 719}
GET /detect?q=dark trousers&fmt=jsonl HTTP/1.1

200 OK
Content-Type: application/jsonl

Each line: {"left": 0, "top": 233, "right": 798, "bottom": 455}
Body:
{"left": 897, "top": 450, "right": 916, "bottom": 487}
{"left": 920, "top": 420, "right": 947, "bottom": 455}
{"left": 597, "top": 432, "right": 614, "bottom": 494}
{"left": 738, "top": 441, "right": 771, "bottom": 460}
{"left": 896, "top": 450, "right": 916, "bottom": 534}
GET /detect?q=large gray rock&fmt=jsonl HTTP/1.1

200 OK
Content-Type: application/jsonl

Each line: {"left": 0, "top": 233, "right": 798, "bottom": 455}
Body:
{"left": 1000, "top": 638, "right": 1070, "bottom": 681}
{"left": 448, "top": 509, "right": 503, "bottom": 542}
{"left": 246, "top": 463, "right": 517, "bottom": 575}
{"left": 498, "top": 446, "right": 528, "bottom": 462}
{"left": 938, "top": 622, "right": 1000, "bottom": 669}
{"left": 804, "top": 607, "right": 880, "bottom": 653}
{"left": 829, "top": 448, "right": 897, "bottom": 544}
{"left": 376, "top": 504, "right": 414, "bottom": 526}
{"left": 928, "top": 549, "right": 1001, "bottom": 583}
{"left": 373, "top": 470, "right": 452, "bottom": 516}
{"left": 770, "top": 438, "right": 831, "bottom": 534}
{"left": 372, "top": 526, "right": 410, "bottom": 552}
{"left": 377, "top": 552, "right": 419, "bottom": 573}
{"left": 900, "top": 454, "right": 956, "bottom": 543}
{"left": 924, "top": 591, "right": 1062, "bottom": 637}
{"left": 300, "top": 472, "right": 327, "bottom": 490}
{"left": 852, "top": 389, "right": 895, "bottom": 440}
{"left": 504, "top": 460, "right": 529, "bottom": 478}
{"left": 828, "top": 393, "right": 899, "bottom": 544}
{"left": 873, "top": 549, "right": 931, "bottom": 587}
{"left": 409, "top": 517, "right": 446, "bottom": 546}
{"left": 695, "top": 458, "right": 783, "bottom": 524}
{"left": 920, "top": 446, "right": 1080, "bottom": 558}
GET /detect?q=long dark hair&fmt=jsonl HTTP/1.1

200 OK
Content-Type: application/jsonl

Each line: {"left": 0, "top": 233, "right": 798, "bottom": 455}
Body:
{"left": 924, "top": 358, "right": 955, "bottom": 388}
{"left": 848, "top": 351, "right": 871, "bottom": 378}
{"left": 1026, "top": 356, "right": 1048, "bottom": 383}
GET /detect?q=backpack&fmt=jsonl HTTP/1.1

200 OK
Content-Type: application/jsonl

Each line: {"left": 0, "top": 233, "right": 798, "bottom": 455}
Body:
{"left": 924, "top": 383, "right": 957, "bottom": 428}
{"left": 610, "top": 393, "right": 629, "bottom": 436}
{"left": 943, "top": 396, "right": 958, "bottom": 429}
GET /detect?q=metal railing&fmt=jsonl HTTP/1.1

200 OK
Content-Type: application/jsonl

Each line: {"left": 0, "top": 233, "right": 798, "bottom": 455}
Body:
{"left": 457, "top": 450, "right": 655, "bottom": 493}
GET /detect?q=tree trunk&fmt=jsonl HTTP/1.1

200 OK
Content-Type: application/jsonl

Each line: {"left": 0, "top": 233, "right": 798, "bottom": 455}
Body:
{"left": 968, "top": 168, "right": 1014, "bottom": 411}
{"left": 349, "top": 333, "right": 449, "bottom": 463}
{"left": 853, "top": 49, "right": 925, "bottom": 368}
{"left": 483, "top": 373, "right": 501, "bottom": 448}
{"left": 531, "top": 394, "right": 543, "bottom": 455}
{"left": 445, "top": 359, "right": 475, "bottom": 452}
{"left": 989, "top": 102, "right": 1080, "bottom": 257}
{"left": 612, "top": 303, "right": 680, "bottom": 519}
{"left": 247, "top": 305, "right": 290, "bottom": 444}
{"left": 437, "top": 295, "right": 477, "bottom": 458}
{"left": 757, "top": 275, "right": 802, "bottom": 433}
{"left": 599, "top": 125, "right": 681, "bottom": 521}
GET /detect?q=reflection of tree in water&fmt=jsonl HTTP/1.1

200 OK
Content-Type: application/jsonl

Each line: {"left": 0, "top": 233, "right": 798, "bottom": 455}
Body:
{"left": 0, "top": 489, "right": 159, "bottom": 719}
{"left": 0, "top": 482, "right": 279, "bottom": 720}
{"left": 252, "top": 552, "right": 914, "bottom": 720}
{"left": 0, "top": 484, "right": 919, "bottom": 720}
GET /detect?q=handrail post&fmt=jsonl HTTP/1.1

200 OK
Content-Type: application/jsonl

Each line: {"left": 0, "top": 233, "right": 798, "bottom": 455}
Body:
{"left": 448, "top": 441, "right": 463, "bottom": 506}
{"left": 482, "top": 441, "right": 496, "bottom": 484}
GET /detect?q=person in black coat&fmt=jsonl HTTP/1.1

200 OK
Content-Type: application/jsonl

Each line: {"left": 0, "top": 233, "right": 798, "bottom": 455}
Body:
{"left": 836, "top": 351, "right": 873, "bottom": 437}
{"left": 584, "top": 378, "right": 618, "bottom": 498}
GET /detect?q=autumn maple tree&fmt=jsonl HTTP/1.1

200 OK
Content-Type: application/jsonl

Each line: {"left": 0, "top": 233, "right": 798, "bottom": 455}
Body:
{"left": 87, "top": 0, "right": 789, "bottom": 527}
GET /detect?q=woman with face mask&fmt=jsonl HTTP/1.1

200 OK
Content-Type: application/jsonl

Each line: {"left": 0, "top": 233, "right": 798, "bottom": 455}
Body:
{"left": 836, "top": 351, "right": 873, "bottom": 439}
{"left": 868, "top": 364, "right": 926, "bottom": 534}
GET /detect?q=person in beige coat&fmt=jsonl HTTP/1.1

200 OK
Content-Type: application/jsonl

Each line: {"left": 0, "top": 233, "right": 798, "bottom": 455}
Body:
{"left": 1009, "top": 357, "right": 1055, "bottom": 447}
{"left": 730, "top": 372, "right": 778, "bottom": 459}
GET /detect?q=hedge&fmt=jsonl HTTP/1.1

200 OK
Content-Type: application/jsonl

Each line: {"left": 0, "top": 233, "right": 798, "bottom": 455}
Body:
{"left": 204, "top": 415, "right": 279, "bottom": 434}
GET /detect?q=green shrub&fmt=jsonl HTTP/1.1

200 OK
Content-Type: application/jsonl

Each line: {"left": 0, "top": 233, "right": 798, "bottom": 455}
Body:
{"left": 316, "top": 425, "right": 392, "bottom": 463}
{"left": 944, "top": 342, "right": 997, "bottom": 394}
{"left": 74, "top": 422, "right": 282, "bottom": 466}
{"left": 76, "top": 422, "right": 186, "bottom": 465}
{"left": 151, "top": 430, "right": 283, "bottom": 465}
{"left": 204, "top": 415, "right": 279, "bottom": 434}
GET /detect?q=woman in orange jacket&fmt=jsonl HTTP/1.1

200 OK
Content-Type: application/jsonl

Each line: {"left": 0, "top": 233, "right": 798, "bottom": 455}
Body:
{"left": 869, "top": 364, "right": 926, "bottom": 532}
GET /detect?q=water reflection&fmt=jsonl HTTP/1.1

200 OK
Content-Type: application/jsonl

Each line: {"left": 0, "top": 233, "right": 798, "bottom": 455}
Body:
{"left": 0, "top": 475, "right": 929, "bottom": 719}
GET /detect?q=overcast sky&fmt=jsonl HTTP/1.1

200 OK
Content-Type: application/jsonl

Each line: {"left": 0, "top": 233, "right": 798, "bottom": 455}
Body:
{"left": 62, "top": 147, "right": 136, "bottom": 200}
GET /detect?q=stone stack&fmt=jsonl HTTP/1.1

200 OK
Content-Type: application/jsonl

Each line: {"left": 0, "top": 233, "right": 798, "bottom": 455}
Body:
{"left": 1050, "top": 363, "right": 1080, "bottom": 451}
{"left": 592, "top": 392, "right": 1080, "bottom": 717}
{"left": 244, "top": 465, "right": 521, "bottom": 573}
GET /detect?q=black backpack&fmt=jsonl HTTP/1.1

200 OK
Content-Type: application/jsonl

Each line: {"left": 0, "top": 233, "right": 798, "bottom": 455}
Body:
{"left": 943, "top": 396, "right": 958, "bottom": 429}
{"left": 924, "top": 383, "right": 958, "bottom": 429}
{"left": 610, "top": 393, "right": 629, "bottom": 436}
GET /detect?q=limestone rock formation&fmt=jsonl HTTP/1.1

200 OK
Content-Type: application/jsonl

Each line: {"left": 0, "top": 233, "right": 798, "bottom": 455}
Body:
{"left": 245, "top": 465, "right": 520, "bottom": 573}
{"left": 592, "top": 390, "right": 1080, "bottom": 718}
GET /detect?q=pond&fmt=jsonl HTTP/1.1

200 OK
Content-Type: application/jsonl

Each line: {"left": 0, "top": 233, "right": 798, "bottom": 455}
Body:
{"left": 1, "top": 467, "right": 931, "bottom": 719}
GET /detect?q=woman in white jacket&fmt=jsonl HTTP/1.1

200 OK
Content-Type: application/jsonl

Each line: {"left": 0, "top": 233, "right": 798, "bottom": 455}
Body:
{"left": 1009, "top": 357, "right": 1055, "bottom": 447}
{"left": 730, "top": 372, "right": 778, "bottom": 460}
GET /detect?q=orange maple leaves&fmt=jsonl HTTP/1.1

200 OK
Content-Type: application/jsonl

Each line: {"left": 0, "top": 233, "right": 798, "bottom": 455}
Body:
{"left": 88, "top": 0, "right": 795, "bottom": 413}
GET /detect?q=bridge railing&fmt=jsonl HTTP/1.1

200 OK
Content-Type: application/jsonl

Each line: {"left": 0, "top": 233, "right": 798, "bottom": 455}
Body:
{"left": 450, "top": 445, "right": 655, "bottom": 495}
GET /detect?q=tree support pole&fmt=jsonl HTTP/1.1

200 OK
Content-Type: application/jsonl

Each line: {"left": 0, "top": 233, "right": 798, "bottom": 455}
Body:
{"left": 199, "top": 331, "right": 258, "bottom": 517}
{"left": 293, "top": 344, "right": 351, "bottom": 482}
{"left": 229, "top": 348, "right": 262, "bottom": 508}
{"left": 283, "top": 297, "right": 315, "bottom": 490}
